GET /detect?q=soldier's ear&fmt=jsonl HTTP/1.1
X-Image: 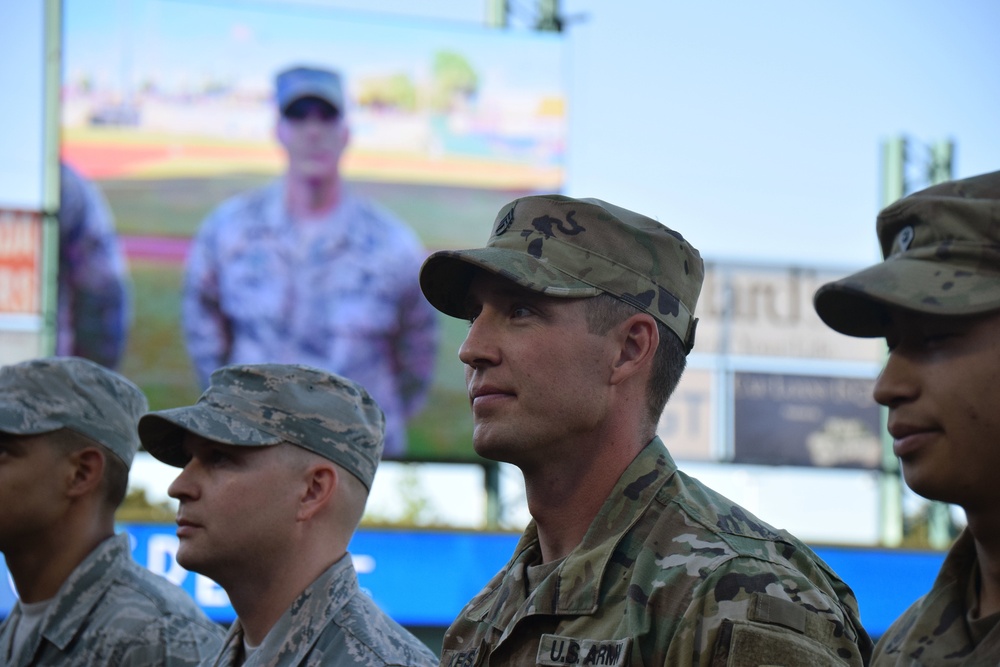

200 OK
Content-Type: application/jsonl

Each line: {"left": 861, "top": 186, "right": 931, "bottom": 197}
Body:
{"left": 65, "top": 447, "right": 106, "bottom": 499}
{"left": 296, "top": 461, "right": 337, "bottom": 521}
{"left": 609, "top": 312, "right": 658, "bottom": 385}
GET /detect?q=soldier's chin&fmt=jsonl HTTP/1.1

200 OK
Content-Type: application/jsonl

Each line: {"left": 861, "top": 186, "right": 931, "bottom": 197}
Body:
{"left": 174, "top": 545, "right": 203, "bottom": 574}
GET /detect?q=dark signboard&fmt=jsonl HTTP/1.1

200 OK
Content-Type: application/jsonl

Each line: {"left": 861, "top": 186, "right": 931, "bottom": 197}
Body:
{"left": 733, "top": 372, "right": 881, "bottom": 469}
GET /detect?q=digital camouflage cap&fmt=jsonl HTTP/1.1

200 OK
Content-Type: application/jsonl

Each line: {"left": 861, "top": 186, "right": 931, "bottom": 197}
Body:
{"left": 138, "top": 364, "right": 385, "bottom": 490}
{"left": 419, "top": 195, "right": 704, "bottom": 352}
{"left": 275, "top": 65, "right": 344, "bottom": 114}
{"left": 0, "top": 356, "right": 147, "bottom": 466}
{"left": 814, "top": 170, "right": 1000, "bottom": 337}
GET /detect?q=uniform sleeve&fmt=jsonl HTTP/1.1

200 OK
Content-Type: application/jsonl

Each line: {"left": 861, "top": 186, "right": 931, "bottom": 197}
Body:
{"left": 391, "top": 246, "right": 439, "bottom": 419}
{"left": 182, "top": 212, "right": 232, "bottom": 388}
{"left": 664, "top": 558, "right": 870, "bottom": 667}
{"left": 58, "top": 164, "right": 130, "bottom": 369}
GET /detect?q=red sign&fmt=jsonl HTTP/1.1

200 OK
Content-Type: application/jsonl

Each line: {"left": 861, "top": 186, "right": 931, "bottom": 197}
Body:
{"left": 0, "top": 209, "right": 42, "bottom": 314}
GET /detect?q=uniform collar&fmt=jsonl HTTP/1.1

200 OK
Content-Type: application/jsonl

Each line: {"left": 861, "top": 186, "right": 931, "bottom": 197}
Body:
{"left": 465, "top": 438, "right": 677, "bottom": 630}
{"left": 11, "top": 533, "right": 129, "bottom": 659}
{"left": 215, "top": 553, "right": 358, "bottom": 667}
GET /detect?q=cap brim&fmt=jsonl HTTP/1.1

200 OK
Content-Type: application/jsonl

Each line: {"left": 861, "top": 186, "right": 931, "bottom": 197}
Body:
{"left": 279, "top": 88, "right": 342, "bottom": 113}
{"left": 138, "top": 405, "right": 284, "bottom": 468}
{"left": 815, "top": 257, "right": 1000, "bottom": 337}
{"left": 420, "top": 247, "right": 602, "bottom": 318}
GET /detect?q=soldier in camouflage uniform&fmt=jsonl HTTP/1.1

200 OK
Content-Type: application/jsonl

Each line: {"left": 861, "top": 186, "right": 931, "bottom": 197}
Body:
{"left": 139, "top": 363, "right": 439, "bottom": 667}
{"left": 814, "top": 170, "right": 1000, "bottom": 664}
{"left": 0, "top": 356, "right": 224, "bottom": 666}
{"left": 57, "top": 162, "right": 130, "bottom": 369}
{"left": 182, "top": 65, "right": 438, "bottom": 458}
{"left": 419, "top": 195, "right": 873, "bottom": 666}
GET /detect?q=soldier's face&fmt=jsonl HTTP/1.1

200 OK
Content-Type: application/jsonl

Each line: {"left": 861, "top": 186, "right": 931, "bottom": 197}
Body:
{"left": 167, "top": 434, "right": 305, "bottom": 585}
{"left": 458, "top": 272, "right": 617, "bottom": 467}
{"left": 276, "top": 98, "right": 348, "bottom": 181}
{"left": 0, "top": 433, "right": 73, "bottom": 554}
{"left": 873, "top": 308, "right": 1000, "bottom": 511}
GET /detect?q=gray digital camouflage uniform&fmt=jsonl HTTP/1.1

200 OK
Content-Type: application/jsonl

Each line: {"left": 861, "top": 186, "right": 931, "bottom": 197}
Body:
{"left": 208, "top": 554, "right": 437, "bottom": 667}
{"left": 182, "top": 181, "right": 438, "bottom": 457}
{"left": 0, "top": 533, "right": 224, "bottom": 667}
{"left": 439, "top": 438, "right": 872, "bottom": 667}
{"left": 139, "top": 364, "right": 436, "bottom": 667}
{"left": 872, "top": 530, "right": 1000, "bottom": 665}
{"left": 0, "top": 357, "right": 224, "bottom": 666}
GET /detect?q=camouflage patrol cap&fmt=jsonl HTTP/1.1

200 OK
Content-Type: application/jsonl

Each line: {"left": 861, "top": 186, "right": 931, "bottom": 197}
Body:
{"left": 0, "top": 356, "right": 147, "bottom": 466}
{"left": 815, "top": 170, "right": 1000, "bottom": 337}
{"left": 138, "top": 364, "right": 385, "bottom": 490}
{"left": 419, "top": 195, "right": 704, "bottom": 352}
{"left": 275, "top": 65, "right": 344, "bottom": 113}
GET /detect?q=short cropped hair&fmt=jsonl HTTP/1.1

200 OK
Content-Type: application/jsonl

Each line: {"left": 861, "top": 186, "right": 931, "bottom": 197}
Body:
{"left": 585, "top": 293, "right": 687, "bottom": 425}
{"left": 280, "top": 443, "right": 369, "bottom": 535}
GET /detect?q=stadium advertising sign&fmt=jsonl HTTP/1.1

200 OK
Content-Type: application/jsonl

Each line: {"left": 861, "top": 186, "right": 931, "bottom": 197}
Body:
{"left": 0, "top": 211, "right": 42, "bottom": 316}
{"left": 696, "top": 263, "right": 884, "bottom": 363}
{"left": 1, "top": 3, "right": 50, "bottom": 365}
{"left": 656, "top": 367, "right": 714, "bottom": 461}
{"left": 732, "top": 372, "right": 882, "bottom": 470}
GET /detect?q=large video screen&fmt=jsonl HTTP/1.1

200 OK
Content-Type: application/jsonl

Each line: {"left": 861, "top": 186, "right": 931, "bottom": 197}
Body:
{"left": 63, "top": 0, "right": 567, "bottom": 461}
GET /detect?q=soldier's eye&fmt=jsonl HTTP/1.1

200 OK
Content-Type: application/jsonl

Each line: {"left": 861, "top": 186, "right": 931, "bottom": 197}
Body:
{"left": 207, "top": 449, "right": 231, "bottom": 465}
{"left": 510, "top": 305, "right": 536, "bottom": 319}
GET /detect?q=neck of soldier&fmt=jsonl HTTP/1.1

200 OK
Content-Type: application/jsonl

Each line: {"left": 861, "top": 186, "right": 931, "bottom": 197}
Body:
{"left": 521, "top": 420, "right": 652, "bottom": 564}
{"left": 5, "top": 501, "right": 114, "bottom": 603}
{"left": 285, "top": 170, "right": 341, "bottom": 221}
{"left": 226, "top": 537, "right": 348, "bottom": 646}
{"left": 968, "top": 509, "right": 1000, "bottom": 617}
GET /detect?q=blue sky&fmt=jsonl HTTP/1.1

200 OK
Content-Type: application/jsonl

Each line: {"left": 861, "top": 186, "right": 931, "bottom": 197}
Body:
{"left": 344, "top": 0, "right": 1000, "bottom": 268}
{"left": 558, "top": 0, "right": 1000, "bottom": 268}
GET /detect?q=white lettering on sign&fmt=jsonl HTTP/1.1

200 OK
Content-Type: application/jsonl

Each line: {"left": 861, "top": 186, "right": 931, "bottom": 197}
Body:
{"left": 657, "top": 368, "right": 713, "bottom": 461}
{"left": 144, "top": 532, "right": 231, "bottom": 607}
{"left": 352, "top": 553, "right": 376, "bottom": 574}
{"left": 147, "top": 534, "right": 187, "bottom": 586}
{"left": 195, "top": 574, "right": 230, "bottom": 607}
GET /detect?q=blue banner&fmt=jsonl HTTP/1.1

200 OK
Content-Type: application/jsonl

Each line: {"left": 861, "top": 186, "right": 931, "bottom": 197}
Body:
{"left": 0, "top": 523, "right": 945, "bottom": 637}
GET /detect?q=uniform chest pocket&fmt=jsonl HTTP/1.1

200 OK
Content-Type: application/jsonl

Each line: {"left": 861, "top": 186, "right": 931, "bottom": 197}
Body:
{"left": 711, "top": 618, "right": 853, "bottom": 667}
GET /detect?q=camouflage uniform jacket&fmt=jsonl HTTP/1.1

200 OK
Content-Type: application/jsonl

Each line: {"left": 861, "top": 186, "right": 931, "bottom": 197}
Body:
{"left": 0, "top": 533, "right": 224, "bottom": 666}
{"left": 57, "top": 162, "right": 130, "bottom": 369}
{"left": 440, "top": 438, "right": 873, "bottom": 667}
{"left": 208, "top": 552, "right": 438, "bottom": 667}
{"left": 182, "top": 180, "right": 438, "bottom": 457}
{"left": 872, "top": 528, "right": 1000, "bottom": 665}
